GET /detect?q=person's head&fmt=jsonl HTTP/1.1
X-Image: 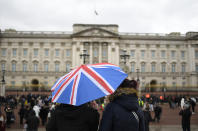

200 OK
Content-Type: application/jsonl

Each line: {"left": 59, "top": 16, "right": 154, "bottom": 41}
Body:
{"left": 118, "top": 79, "right": 138, "bottom": 89}
{"left": 109, "top": 79, "right": 138, "bottom": 102}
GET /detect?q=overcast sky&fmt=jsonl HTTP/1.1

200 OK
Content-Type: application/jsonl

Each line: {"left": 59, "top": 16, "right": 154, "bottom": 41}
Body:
{"left": 0, "top": 0, "right": 197, "bottom": 34}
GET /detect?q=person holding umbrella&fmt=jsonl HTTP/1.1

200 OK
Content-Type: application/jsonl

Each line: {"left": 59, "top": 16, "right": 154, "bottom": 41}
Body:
{"left": 98, "top": 79, "right": 145, "bottom": 131}
{"left": 46, "top": 63, "right": 128, "bottom": 131}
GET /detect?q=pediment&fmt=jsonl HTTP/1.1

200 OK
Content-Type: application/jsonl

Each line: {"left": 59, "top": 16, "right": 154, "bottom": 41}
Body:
{"left": 72, "top": 28, "right": 119, "bottom": 38}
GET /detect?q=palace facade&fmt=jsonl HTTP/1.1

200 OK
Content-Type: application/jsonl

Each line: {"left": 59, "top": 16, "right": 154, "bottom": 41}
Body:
{"left": 0, "top": 24, "right": 198, "bottom": 93}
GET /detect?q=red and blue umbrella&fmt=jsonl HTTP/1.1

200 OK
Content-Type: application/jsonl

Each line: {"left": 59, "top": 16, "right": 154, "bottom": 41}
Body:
{"left": 51, "top": 63, "right": 127, "bottom": 106}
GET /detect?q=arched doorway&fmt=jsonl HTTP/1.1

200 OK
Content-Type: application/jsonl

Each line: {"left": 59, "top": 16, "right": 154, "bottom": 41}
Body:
{"left": 150, "top": 80, "right": 157, "bottom": 92}
{"left": 31, "top": 79, "right": 39, "bottom": 91}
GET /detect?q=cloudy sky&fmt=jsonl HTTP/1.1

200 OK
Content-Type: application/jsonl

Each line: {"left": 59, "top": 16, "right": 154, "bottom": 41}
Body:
{"left": 0, "top": 0, "right": 197, "bottom": 34}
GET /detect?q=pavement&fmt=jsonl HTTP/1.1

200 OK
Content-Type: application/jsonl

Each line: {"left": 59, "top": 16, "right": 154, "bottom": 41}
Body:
{"left": 6, "top": 125, "right": 198, "bottom": 131}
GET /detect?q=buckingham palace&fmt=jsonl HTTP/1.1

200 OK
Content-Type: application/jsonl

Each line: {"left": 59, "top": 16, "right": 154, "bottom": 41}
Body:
{"left": 0, "top": 24, "right": 198, "bottom": 94}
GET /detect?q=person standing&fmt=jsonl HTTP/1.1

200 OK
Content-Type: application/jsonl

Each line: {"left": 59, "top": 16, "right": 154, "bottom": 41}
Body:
{"left": 26, "top": 111, "right": 40, "bottom": 131}
{"left": 154, "top": 103, "right": 162, "bottom": 122}
{"left": 4, "top": 105, "right": 13, "bottom": 128}
{"left": 18, "top": 105, "right": 26, "bottom": 125}
{"left": 98, "top": 79, "right": 145, "bottom": 131}
{"left": 46, "top": 103, "right": 99, "bottom": 131}
{"left": 179, "top": 103, "right": 192, "bottom": 131}
{"left": 0, "top": 111, "right": 6, "bottom": 131}
{"left": 143, "top": 106, "right": 152, "bottom": 131}
{"left": 39, "top": 105, "right": 49, "bottom": 126}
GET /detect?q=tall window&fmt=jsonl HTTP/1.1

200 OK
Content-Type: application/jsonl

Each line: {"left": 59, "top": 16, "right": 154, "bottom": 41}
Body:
{"left": 34, "top": 49, "right": 38, "bottom": 57}
{"left": 195, "top": 51, "right": 198, "bottom": 59}
{"left": 44, "top": 63, "right": 49, "bottom": 72}
{"left": 151, "top": 50, "right": 155, "bottom": 58}
{"left": 171, "top": 63, "right": 176, "bottom": 72}
{"left": 141, "top": 63, "right": 145, "bottom": 72}
{"left": 171, "top": 50, "right": 176, "bottom": 58}
{"left": 196, "top": 64, "right": 198, "bottom": 72}
{"left": 55, "top": 49, "right": 59, "bottom": 57}
{"left": 1, "top": 49, "right": 6, "bottom": 56}
{"left": 161, "top": 63, "right": 166, "bottom": 72}
{"left": 102, "top": 50, "right": 106, "bottom": 57}
{"left": 45, "top": 49, "right": 49, "bottom": 57}
{"left": 141, "top": 50, "right": 145, "bottom": 58}
{"left": 161, "top": 50, "right": 166, "bottom": 58}
{"left": 66, "top": 49, "right": 71, "bottom": 57}
{"left": 1, "top": 63, "right": 5, "bottom": 71}
{"left": 23, "top": 63, "right": 27, "bottom": 72}
{"left": 181, "top": 63, "right": 186, "bottom": 72}
{"left": 11, "top": 81, "right": 15, "bottom": 88}
{"left": 13, "top": 48, "right": 17, "bottom": 57}
{"left": 131, "top": 63, "right": 135, "bottom": 72}
{"left": 12, "top": 63, "right": 16, "bottom": 72}
{"left": 66, "top": 63, "right": 71, "bottom": 72}
{"left": 34, "top": 63, "right": 38, "bottom": 72}
{"left": 181, "top": 51, "right": 185, "bottom": 59}
{"left": 55, "top": 63, "right": 59, "bottom": 72}
{"left": 151, "top": 63, "right": 156, "bottom": 72}
{"left": 172, "top": 82, "right": 176, "bottom": 87}
{"left": 23, "top": 49, "right": 28, "bottom": 56}
{"left": 93, "top": 49, "right": 98, "bottom": 57}
{"left": 131, "top": 50, "right": 135, "bottom": 58}
{"left": 182, "top": 82, "right": 186, "bottom": 87}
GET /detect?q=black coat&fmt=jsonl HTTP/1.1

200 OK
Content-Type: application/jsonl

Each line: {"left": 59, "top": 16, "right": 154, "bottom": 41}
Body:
{"left": 99, "top": 94, "right": 145, "bottom": 131}
{"left": 179, "top": 108, "right": 192, "bottom": 127}
{"left": 46, "top": 104, "right": 99, "bottom": 131}
{"left": 143, "top": 110, "right": 152, "bottom": 131}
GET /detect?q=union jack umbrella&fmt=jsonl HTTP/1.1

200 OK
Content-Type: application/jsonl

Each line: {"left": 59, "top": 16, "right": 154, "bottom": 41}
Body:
{"left": 51, "top": 63, "right": 128, "bottom": 106}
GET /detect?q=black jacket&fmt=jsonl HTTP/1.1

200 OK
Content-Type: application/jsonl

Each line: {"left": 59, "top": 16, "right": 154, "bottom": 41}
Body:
{"left": 179, "top": 108, "right": 192, "bottom": 126}
{"left": 26, "top": 112, "right": 40, "bottom": 130}
{"left": 46, "top": 104, "right": 99, "bottom": 131}
{"left": 99, "top": 94, "right": 145, "bottom": 131}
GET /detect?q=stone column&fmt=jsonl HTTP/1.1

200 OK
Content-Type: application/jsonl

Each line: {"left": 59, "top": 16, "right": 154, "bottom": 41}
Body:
{"left": 99, "top": 43, "right": 102, "bottom": 63}
{"left": 72, "top": 42, "right": 77, "bottom": 67}
{"left": 115, "top": 43, "right": 120, "bottom": 65}
{"left": 90, "top": 43, "right": 93, "bottom": 64}
{"left": 108, "top": 42, "right": 112, "bottom": 63}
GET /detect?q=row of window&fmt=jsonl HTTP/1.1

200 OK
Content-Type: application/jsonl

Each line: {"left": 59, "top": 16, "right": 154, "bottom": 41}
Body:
{"left": 129, "top": 50, "right": 186, "bottom": 59}
{"left": 131, "top": 63, "right": 186, "bottom": 73}
{"left": 1, "top": 48, "right": 71, "bottom": 57}
{"left": 1, "top": 63, "right": 71, "bottom": 72}
{"left": 1, "top": 48, "right": 108, "bottom": 58}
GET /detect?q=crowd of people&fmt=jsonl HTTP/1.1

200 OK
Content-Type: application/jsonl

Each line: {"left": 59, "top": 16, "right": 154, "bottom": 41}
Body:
{"left": 0, "top": 79, "right": 197, "bottom": 131}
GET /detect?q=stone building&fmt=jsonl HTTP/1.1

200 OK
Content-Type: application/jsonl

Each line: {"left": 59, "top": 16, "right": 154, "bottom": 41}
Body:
{"left": 0, "top": 24, "right": 198, "bottom": 93}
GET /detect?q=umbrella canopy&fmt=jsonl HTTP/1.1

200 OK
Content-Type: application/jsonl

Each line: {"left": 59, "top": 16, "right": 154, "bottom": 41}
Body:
{"left": 51, "top": 63, "right": 128, "bottom": 106}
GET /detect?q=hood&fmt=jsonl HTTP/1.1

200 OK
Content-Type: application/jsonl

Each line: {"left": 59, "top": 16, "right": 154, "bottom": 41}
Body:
{"left": 56, "top": 104, "right": 88, "bottom": 120}
{"left": 109, "top": 88, "right": 139, "bottom": 111}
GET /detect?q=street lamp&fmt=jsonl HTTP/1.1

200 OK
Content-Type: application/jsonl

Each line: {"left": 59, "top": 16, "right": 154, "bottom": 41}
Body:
{"left": 80, "top": 49, "right": 90, "bottom": 64}
{"left": 1, "top": 69, "right": 6, "bottom": 96}
{"left": 120, "top": 49, "right": 130, "bottom": 65}
{"left": 136, "top": 68, "right": 141, "bottom": 97}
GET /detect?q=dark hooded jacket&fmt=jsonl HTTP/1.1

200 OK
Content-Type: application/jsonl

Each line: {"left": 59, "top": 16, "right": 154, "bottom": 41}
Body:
{"left": 46, "top": 104, "right": 99, "bottom": 131}
{"left": 99, "top": 91, "right": 145, "bottom": 131}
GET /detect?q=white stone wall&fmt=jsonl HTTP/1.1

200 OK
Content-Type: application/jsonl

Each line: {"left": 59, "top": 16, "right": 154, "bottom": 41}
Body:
{"left": 0, "top": 24, "right": 198, "bottom": 91}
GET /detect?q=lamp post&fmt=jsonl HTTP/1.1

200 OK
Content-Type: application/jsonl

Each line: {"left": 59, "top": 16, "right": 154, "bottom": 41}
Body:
{"left": 136, "top": 68, "right": 141, "bottom": 97}
{"left": 1, "top": 69, "right": 6, "bottom": 96}
{"left": 80, "top": 49, "right": 90, "bottom": 64}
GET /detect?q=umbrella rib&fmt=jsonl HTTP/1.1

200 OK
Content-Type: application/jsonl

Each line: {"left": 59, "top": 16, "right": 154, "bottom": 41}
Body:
{"left": 52, "top": 66, "right": 81, "bottom": 102}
